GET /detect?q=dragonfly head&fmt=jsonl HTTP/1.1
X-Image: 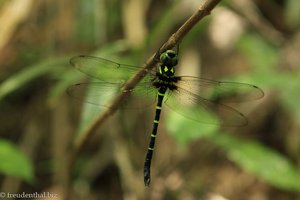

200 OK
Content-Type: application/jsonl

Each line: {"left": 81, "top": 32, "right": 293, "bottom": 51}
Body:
{"left": 160, "top": 50, "right": 178, "bottom": 67}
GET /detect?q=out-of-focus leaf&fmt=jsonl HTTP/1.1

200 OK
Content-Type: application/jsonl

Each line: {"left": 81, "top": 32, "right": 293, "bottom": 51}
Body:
{"left": 68, "top": 41, "right": 138, "bottom": 138}
{"left": 236, "top": 33, "right": 280, "bottom": 88}
{"left": 147, "top": 0, "right": 181, "bottom": 49}
{"left": 0, "top": 56, "right": 69, "bottom": 101}
{"left": 75, "top": 0, "right": 98, "bottom": 44}
{"left": 49, "top": 40, "right": 131, "bottom": 104}
{"left": 76, "top": 83, "right": 115, "bottom": 135}
{"left": 166, "top": 110, "right": 218, "bottom": 146}
{"left": 0, "top": 140, "right": 34, "bottom": 183}
{"left": 166, "top": 109, "right": 300, "bottom": 192}
{"left": 286, "top": 0, "right": 300, "bottom": 28}
{"left": 237, "top": 33, "right": 300, "bottom": 119}
{"left": 277, "top": 72, "right": 300, "bottom": 119}
{"left": 238, "top": 33, "right": 278, "bottom": 71}
{"left": 236, "top": 33, "right": 285, "bottom": 95}
{"left": 212, "top": 134, "right": 300, "bottom": 192}
{"left": 47, "top": 70, "right": 82, "bottom": 104}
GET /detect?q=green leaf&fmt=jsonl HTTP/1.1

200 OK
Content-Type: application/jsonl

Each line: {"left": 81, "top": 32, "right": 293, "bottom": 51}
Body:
{"left": 272, "top": 72, "right": 300, "bottom": 119}
{"left": 212, "top": 134, "right": 300, "bottom": 192}
{"left": 0, "top": 56, "right": 69, "bottom": 102}
{"left": 47, "top": 69, "right": 83, "bottom": 105}
{"left": 166, "top": 111, "right": 300, "bottom": 192}
{"left": 286, "top": 0, "right": 300, "bottom": 28}
{"left": 77, "top": 85, "right": 111, "bottom": 135}
{"left": 166, "top": 110, "right": 219, "bottom": 146}
{"left": 71, "top": 41, "right": 133, "bottom": 138}
{"left": 49, "top": 40, "right": 131, "bottom": 104}
{"left": 0, "top": 140, "right": 34, "bottom": 183}
{"left": 237, "top": 33, "right": 300, "bottom": 119}
{"left": 237, "top": 33, "right": 278, "bottom": 74}
{"left": 235, "top": 33, "right": 282, "bottom": 90}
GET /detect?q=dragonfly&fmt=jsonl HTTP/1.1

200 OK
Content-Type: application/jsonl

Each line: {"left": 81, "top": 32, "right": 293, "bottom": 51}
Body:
{"left": 68, "top": 49, "right": 264, "bottom": 186}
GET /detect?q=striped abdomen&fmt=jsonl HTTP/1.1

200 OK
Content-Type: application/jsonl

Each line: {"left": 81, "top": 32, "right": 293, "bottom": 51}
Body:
{"left": 143, "top": 87, "right": 166, "bottom": 186}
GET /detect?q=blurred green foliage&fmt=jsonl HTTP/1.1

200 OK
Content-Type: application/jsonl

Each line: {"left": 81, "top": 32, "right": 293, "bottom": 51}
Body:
{"left": 238, "top": 33, "right": 300, "bottom": 118}
{"left": 167, "top": 111, "right": 300, "bottom": 192}
{"left": 0, "top": 140, "right": 34, "bottom": 183}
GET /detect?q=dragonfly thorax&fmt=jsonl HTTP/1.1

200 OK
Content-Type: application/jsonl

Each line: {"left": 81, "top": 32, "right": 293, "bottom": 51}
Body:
{"left": 152, "top": 71, "right": 179, "bottom": 91}
{"left": 158, "top": 50, "right": 178, "bottom": 78}
{"left": 158, "top": 65, "right": 175, "bottom": 77}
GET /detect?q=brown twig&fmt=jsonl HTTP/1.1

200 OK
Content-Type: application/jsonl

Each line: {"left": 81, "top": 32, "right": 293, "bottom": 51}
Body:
{"left": 65, "top": 0, "right": 221, "bottom": 198}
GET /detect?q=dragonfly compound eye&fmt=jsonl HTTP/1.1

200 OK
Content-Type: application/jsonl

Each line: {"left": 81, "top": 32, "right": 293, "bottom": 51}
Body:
{"left": 160, "top": 50, "right": 178, "bottom": 66}
{"left": 166, "top": 50, "right": 176, "bottom": 58}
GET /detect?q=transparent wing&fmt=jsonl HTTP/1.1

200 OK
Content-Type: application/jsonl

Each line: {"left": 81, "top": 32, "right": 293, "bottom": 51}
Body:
{"left": 70, "top": 55, "right": 156, "bottom": 82}
{"left": 175, "top": 76, "right": 264, "bottom": 103}
{"left": 67, "top": 81, "right": 157, "bottom": 109}
{"left": 164, "top": 87, "right": 249, "bottom": 126}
